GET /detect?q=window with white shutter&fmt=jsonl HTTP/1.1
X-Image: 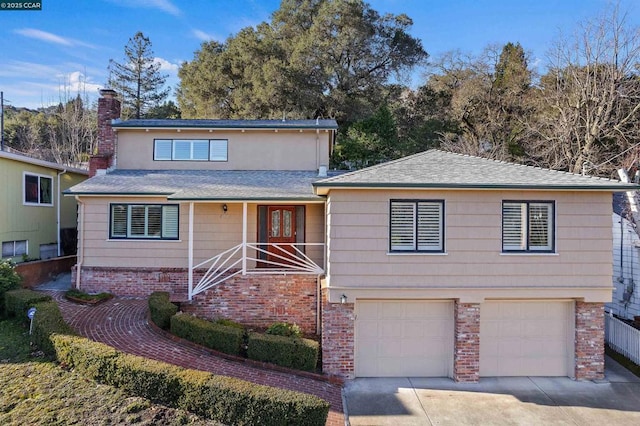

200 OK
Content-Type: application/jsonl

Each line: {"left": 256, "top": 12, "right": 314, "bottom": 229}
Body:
{"left": 390, "top": 200, "right": 444, "bottom": 252}
{"left": 110, "top": 204, "right": 179, "bottom": 240}
{"left": 502, "top": 201, "right": 554, "bottom": 252}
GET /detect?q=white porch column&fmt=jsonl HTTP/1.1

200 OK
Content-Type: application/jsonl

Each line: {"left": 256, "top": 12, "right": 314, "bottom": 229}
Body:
{"left": 242, "top": 202, "right": 247, "bottom": 275}
{"left": 188, "top": 202, "right": 194, "bottom": 300}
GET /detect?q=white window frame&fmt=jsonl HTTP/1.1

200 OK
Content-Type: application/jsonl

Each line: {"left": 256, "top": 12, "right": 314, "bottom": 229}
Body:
{"left": 389, "top": 199, "right": 445, "bottom": 253}
{"left": 2, "top": 240, "right": 28, "bottom": 258}
{"left": 153, "top": 139, "right": 228, "bottom": 162}
{"left": 109, "top": 204, "right": 179, "bottom": 240}
{"left": 502, "top": 200, "right": 555, "bottom": 253}
{"left": 23, "top": 172, "right": 54, "bottom": 206}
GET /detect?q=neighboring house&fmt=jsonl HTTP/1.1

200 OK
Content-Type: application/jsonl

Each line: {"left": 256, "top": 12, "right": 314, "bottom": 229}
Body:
{"left": 609, "top": 194, "right": 640, "bottom": 320}
{"left": 68, "top": 89, "right": 637, "bottom": 383}
{"left": 0, "top": 149, "right": 87, "bottom": 262}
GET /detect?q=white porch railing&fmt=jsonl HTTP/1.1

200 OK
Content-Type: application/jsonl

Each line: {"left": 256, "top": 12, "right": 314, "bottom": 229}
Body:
{"left": 189, "top": 242, "right": 324, "bottom": 299}
{"left": 605, "top": 312, "right": 640, "bottom": 365}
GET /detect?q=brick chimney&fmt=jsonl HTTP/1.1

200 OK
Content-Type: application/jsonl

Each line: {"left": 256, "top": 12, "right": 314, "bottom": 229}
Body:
{"left": 89, "top": 89, "right": 121, "bottom": 177}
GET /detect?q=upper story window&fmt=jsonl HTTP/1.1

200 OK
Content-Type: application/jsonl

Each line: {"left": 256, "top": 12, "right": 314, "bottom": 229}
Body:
{"left": 154, "top": 139, "right": 228, "bottom": 161}
{"left": 24, "top": 172, "right": 53, "bottom": 206}
{"left": 389, "top": 200, "right": 444, "bottom": 252}
{"left": 502, "top": 201, "right": 555, "bottom": 252}
{"left": 110, "top": 204, "right": 179, "bottom": 240}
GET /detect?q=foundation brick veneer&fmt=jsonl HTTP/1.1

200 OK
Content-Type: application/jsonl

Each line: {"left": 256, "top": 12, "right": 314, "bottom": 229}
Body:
{"left": 73, "top": 266, "right": 318, "bottom": 334}
{"left": 574, "top": 301, "right": 605, "bottom": 380}
{"left": 454, "top": 302, "right": 480, "bottom": 382}
{"left": 321, "top": 288, "right": 355, "bottom": 378}
{"left": 182, "top": 274, "right": 318, "bottom": 334}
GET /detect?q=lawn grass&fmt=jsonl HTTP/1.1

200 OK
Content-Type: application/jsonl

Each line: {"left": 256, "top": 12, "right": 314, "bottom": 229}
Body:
{"left": 0, "top": 318, "right": 221, "bottom": 425}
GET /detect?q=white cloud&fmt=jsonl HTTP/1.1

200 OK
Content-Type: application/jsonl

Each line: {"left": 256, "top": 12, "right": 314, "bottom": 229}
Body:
{"left": 107, "top": 0, "right": 181, "bottom": 16}
{"left": 14, "top": 28, "right": 97, "bottom": 49}
{"left": 57, "top": 71, "right": 103, "bottom": 95}
{"left": 192, "top": 29, "right": 223, "bottom": 42}
{"left": 154, "top": 57, "right": 180, "bottom": 73}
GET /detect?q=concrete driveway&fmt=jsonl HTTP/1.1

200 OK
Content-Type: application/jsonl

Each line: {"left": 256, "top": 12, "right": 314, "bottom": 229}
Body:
{"left": 344, "top": 357, "right": 640, "bottom": 425}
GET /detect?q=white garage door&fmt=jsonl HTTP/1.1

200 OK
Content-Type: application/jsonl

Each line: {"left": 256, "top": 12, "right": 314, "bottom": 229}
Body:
{"left": 480, "top": 301, "right": 574, "bottom": 377}
{"left": 355, "top": 300, "right": 453, "bottom": 377}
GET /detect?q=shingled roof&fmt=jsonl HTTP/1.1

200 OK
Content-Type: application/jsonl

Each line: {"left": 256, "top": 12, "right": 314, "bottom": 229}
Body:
{"left": 65, "top": 170, "right": 326, "bottom": 201}
{"left": 314, "top": 150, "right": 639, "bottom": 193}
{"left": 112, "top": 118, "right": 338, "bottom": 130}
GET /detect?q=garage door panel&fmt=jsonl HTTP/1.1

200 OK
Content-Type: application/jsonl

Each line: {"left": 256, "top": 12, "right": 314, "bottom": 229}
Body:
{"left": 355, "top": 300, "right": 453, "bottom": 377}
{"left": 480, "top": 301, "right": 573, "bottom": 377}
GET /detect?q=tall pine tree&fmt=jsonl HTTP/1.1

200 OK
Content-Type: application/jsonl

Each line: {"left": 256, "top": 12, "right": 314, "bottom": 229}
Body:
{"left": 108, "top": 32, "right": 169, "bottom": 119}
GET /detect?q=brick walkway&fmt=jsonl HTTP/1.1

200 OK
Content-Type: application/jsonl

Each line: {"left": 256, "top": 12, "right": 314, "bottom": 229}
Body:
{"left": 45, "top": 291, "right": 344, "bottom": 426}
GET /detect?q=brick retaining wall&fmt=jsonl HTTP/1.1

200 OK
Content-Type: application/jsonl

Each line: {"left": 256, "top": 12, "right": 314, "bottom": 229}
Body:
{"left": 16, "top": 255, "right": 77, "bottom": 288}
{"left": 73, "top": 265, "right": 319, "bottom": 334}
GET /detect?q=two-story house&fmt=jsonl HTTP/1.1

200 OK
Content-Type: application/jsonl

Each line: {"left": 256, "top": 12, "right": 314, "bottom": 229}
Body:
{"left": 68, "top": 89, "right": 637, "bottom": 383}
{"left": 1, "top": 148, "right": 87, "bottom": 262}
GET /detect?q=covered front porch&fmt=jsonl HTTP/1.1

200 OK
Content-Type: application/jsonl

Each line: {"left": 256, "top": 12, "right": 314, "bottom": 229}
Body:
{"left": 184, "top": 201, "right": 326, "bottom": 301}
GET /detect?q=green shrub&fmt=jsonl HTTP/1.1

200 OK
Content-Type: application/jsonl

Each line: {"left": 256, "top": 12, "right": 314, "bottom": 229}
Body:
{"left": 113, "top": 354, "right": 184, "bottom": 405}
{"left": 247, "top": 332, "right": 319, "bottom": 372}
{"left": 214, "top": 318, "right": 245, "bottom": 330}
{"left": 50, "top": 334, "right": 329, "bottom": 426}
{"left": 148, "top": 291, "right": 178, "bottom": 330}
{"left": 179, "top": 372, "right": 329, "bottom": 426}
{"left": 32, "top": 301, "right": 76, "bottom": 355}
{"left": 171, "top": 313, "right": 244, "bottom": 356}
{"left": 266, "top": 321, "right": 302, "bottom": 337}
{"left": 66, "top": 288, "right": 113, "bottom": 302}
{"left": 4, "top": 288, "right": 52, "bottom": 317}
{"left": 52, "top": 333, "right": 117, "bottom": 381}
{"left": 0, "top": 260, "right": 22, "bottom": 316}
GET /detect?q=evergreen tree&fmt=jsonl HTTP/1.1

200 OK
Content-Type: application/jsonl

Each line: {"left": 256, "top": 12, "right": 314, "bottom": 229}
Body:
{"left": 108, "top": 32, "right": 169, "bottom": 119}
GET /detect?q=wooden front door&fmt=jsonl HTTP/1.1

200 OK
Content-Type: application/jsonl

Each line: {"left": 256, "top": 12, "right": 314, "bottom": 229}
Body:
{"left": 267, "top": 206, "right": 296, "bottom": 266}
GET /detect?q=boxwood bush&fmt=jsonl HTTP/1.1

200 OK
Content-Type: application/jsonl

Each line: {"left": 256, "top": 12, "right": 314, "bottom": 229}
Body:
{"left": 4, "top": 288, "right": 52, "bottom": 317}
{"left": 148, "top": 291, "right": 178, "bottom": 330}
{"left": 50, "top": 334, "right": 329, "bottom": 425}
{"left": 171, "top": 313, "right": 244, "bottom": 356}
{"left": 31, "top": 300, "right": 76, "bottom": 356}
{"left": 247, "top": 332, "right": 319, "bottom": 372}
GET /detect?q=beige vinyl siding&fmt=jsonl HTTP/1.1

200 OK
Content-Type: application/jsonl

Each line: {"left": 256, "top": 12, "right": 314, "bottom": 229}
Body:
{"left": 81, "top": 198, "right": 325, "bottom": 269}
{"left": 116, "top": 129, "right": 332, "bottom": 171}
{"left": 326, "top": 189, "right": 613, "bottom": 289}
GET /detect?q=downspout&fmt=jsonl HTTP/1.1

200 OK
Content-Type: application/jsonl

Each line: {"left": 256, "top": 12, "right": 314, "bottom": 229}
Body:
{"left": 74, "top": 195, "right": 85, "bottom": 290}
{"left": 56, "top": 169, "right": 67, "bottom": 257}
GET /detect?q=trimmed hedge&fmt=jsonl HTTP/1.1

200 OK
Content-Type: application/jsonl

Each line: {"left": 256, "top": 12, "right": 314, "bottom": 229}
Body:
{"left": 51, "top": 334, "right": 329, "bottom": 425}
{"left": 148, "top": 291, "right": 178, "bottom": 330}
{"left": 31, "top": 300, "right": 77, "bottom": 355}
{"left": 170, "top": 313, "right": 244, "bottom": 356}
{"left": 4, "top": 288, "right": 52, "bottom": 317}
{"left": 247, "top": 332, "right": 319, "bottom": 372}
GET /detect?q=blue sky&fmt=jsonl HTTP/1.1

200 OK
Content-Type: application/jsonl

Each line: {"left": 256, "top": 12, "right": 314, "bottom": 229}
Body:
{"left": 1, "top": 0, "right": 639, "bottom": 109}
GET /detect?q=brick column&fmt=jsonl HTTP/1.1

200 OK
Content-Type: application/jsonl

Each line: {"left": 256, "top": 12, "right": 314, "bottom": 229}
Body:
{"left": 575, "top": 301, "right": 605, "bottom": 380}
{"left": 454, "top": 301, "right": 480, "bottom": 382}
{"left": 321, "top": 288, "right": 355, "bottom": 379}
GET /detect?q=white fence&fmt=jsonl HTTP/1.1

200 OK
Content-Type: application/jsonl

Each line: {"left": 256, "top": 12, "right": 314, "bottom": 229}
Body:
{"left": 605, "top": 312, "right": 640, "bottom": 365}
